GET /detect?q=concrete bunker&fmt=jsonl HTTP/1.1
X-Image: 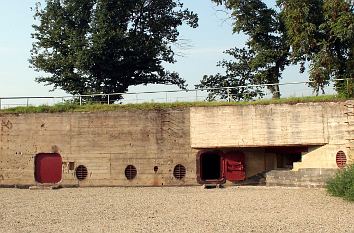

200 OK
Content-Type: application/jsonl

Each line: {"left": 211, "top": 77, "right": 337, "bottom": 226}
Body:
{"left": 34, "top": 153, "right": 62, "bottom": 184}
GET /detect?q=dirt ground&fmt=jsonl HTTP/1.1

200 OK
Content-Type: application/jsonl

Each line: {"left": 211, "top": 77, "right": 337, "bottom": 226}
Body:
{"left": 0, "top": 186, "right": 353, "bottom": 233}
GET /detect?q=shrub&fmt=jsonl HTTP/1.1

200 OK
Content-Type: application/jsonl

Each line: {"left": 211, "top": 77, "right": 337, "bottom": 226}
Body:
{"left": 326, "top": 164, "right": 354, "bottom": 201}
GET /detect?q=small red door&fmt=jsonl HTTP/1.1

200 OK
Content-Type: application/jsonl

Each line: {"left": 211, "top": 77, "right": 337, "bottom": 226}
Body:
{"left": 35, "top": 153, "right": 62, "bottom": 184}
{"left": 223, "top": 151, "right": 246, "bottom": 181}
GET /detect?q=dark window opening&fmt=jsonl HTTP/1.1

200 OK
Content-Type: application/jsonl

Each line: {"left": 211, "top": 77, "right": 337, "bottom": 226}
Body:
{"left": 68, "top": 162, "right": 75, "bottom": 170}
{"left": 276, "top": 153, "right": 302, "bottom": 169}
{"left": 154, "top": 166, "right": 158, "bottom": 173}
{"left": 200, "top": 152, "right": 221, "bottom": 180}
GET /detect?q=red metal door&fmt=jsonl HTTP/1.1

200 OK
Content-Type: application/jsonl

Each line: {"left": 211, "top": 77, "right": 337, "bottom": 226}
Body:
{"left": 35, "top": 153, "right": 62, "bottom": 184}
{"left": 223, "top": 151, "right": 246, "bottom": 182}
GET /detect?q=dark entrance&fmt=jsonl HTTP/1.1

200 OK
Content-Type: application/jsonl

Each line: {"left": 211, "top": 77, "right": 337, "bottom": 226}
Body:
{"left": 200, "top": 151, "right": 221, "bottom": 180}
{"left": 35, "top": 153, "right": 62, "bottom": 184}
{"left": 266, "top": 147, "right": 306, "bottom": 170}
{"left": 197, "top": 150, "right": 246, "bottom": 184}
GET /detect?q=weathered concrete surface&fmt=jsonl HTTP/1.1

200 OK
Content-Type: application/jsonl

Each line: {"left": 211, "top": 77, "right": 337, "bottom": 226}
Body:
{"left": 0, "top": 101, "right": 352, "bottom": 187}
{"left": 266, "top": 168, "right": 338, "bottom": 188}
{"left": 293, "top": 144, "right": 349, "bottom": 170}
{"left": 190, "top": 101, "right": 351, "bottom": 148}
{"left": 0, "top": 187, "right": 353, "bottom": 233}
{"left": 0, "top": 109, "right": 194, "bottom": 187}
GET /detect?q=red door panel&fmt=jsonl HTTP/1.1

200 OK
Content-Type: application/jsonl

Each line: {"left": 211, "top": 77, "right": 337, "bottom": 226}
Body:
{"left": 35, "top": 153, "right": 62, "bottom": 184}
{"left": 223, "top": 151, "right": 246, "bottom": 181}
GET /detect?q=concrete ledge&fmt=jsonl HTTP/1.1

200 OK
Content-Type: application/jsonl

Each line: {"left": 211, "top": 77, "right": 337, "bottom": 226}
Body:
{"left": 266, "top": 168, "right": 338, "bottom": 188}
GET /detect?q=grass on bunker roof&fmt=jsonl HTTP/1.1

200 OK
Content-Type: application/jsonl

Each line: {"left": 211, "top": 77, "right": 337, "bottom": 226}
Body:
{"left": 0, "top": 95, "right": 350, "bottom": 114}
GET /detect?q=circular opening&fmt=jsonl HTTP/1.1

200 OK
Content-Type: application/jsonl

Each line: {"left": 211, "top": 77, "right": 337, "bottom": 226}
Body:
{"left": 154, "top": 166, "right": 159, "bottom": 173}
{"left": 75, "top": 165, "right": 88, "bottom": 181}
{"left": 173, "top": 164, "right": 186, "bottom": 180}
{"left": 336, "top": 151, "right": 347, "bottom": 169}
{"left": 125, "top": 165, "right": 137, "bottom": 180}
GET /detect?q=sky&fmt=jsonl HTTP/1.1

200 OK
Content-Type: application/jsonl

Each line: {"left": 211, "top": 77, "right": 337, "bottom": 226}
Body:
{"left": 0, "top": 0, "right": 311, "bottom": 99}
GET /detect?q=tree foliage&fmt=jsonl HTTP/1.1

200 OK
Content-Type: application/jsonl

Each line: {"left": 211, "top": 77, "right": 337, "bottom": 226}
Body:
{"left": 203, "top": 0, "right": 353, "bottom": 101}
{"left": 30, "top": 0, "right": 198, "bottom": 101}
{"left": 278, "top": 0, "right": 354, "bottom": 96}
{"left": 199, "top": 0, "right": 290, "bottom": 100}
{"left": 197, "top": 48, "right": 264, "bottom": 101}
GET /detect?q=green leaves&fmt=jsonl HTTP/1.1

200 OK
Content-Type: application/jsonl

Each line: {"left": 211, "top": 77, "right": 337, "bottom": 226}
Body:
{"left": 205, "top": 0, "right": 353, "bottom": 100}
{"left": 197, "top": 48, "right": 264, "bottom": 101}
{"left": 202, "top": 0, "right": 290, "bottom": 99}
{"left": 326, "top": 165, "right": 354, "bottom": 202}
{"left": 279, "top": 0, "right": 354, "bottom": 96}
{"left": 30, "top": 0, "right": 198, "bottom": 101}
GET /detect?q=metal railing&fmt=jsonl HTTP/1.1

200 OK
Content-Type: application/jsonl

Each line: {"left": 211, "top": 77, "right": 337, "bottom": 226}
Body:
{"left": 0, "top": 79, "right": 352, "bottom": 110}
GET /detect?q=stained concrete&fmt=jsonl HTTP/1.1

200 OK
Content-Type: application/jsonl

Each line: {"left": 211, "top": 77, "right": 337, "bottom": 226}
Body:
{"left": 0, "top": 100, "right": 353, "bottom": 187}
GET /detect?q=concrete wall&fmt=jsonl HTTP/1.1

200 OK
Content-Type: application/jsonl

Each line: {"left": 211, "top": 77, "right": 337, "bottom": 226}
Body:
{"left": 190, "top": 102, "right": 349, "bottom": 148}
{"left": 0, "top": 109, "right": 195, "bottom": 187}
{"left": 0, "top": 100, "right": 352, "bottom": 187}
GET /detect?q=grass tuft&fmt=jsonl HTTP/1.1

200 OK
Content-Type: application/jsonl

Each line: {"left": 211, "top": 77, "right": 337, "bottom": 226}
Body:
{"left": 0, "top": 95, "right": 350, "bottom": 114}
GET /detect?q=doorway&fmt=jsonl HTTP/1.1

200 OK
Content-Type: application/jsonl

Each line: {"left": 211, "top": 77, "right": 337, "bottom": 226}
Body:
{"left": 200, "top": 151, "right": 222, "bottom": 181}
{"left": 35, "top": 153, "right": 62, "bottom": 184}
{"left": 197, "top": 150, "right": 246, "bottom": 184}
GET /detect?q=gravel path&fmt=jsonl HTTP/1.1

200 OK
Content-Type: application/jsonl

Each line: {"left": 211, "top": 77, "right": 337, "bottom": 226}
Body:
{"left": 0, "top": 186, "right": 353, "bottom": 233}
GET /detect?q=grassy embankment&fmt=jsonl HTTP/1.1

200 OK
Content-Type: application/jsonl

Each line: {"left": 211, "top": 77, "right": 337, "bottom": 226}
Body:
{"left": 0, "top": 95, "right": 350, "bottom": 114}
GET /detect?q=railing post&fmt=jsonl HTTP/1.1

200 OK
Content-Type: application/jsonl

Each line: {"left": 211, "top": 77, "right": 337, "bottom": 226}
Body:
{"left": 107, "top": 94, "right": 110, "bottom": 105}
{"left": 166, "top": 92, "right": 168, "bottom": 103}
{"left": 26, "top": 98, "right": 29, "bottom": 107}
{"left": 79, "top": 95, "right": 82, "bottom": 105}
{"left": 227, "top": 88, "right": 231, "bottom": 102}
{"left": 0, "top": 98, "right": 2, "bottom": 110}
{"left": 195, "top": 90, "right": 198, "bottom": 102}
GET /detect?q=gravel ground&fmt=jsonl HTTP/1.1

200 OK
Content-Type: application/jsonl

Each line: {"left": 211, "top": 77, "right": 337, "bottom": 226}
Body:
{"left": 0, "top": 186, "right": 353, "bottom": 233}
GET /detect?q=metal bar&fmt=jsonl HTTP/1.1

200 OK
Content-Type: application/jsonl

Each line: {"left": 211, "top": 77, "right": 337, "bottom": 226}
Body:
{"left": 0, "top": 78, "right": 352, "bottom": 106}
{"left": 227, "top": 88, "right": 231, "bottom": 102}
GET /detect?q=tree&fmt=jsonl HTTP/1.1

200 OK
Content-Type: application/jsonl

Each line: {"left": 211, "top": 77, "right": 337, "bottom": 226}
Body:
{"left": 277, "top": 0, "right": 354, "bottom": 96}
{"left": 197, "top": 47, "right": 264, "bottom": 101}
{"left": 200, "top": 0, "right": 290, "bottom": 100}
{"left": 205, "top": 0, "right": 353, "bottom": 100}
{"left": 30, "top": 0, "right": 198, "bottom": 101}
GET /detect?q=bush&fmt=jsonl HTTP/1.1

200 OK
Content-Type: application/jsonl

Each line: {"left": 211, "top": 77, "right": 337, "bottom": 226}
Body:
{"left": 326, "top": 164, "right": 354, "bottom": 201}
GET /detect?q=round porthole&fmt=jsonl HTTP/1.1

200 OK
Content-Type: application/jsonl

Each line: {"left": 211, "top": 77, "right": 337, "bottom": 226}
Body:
{"left": 125, "top": 165, "right": 137, "bottom": 180}
{"left": 75, "top": 165, "right": 88, "bottom": 181}
{"left": 336, "top": 151, "right": 347, "bottom": 169}
{"left": 173, "top": 164, "right": 186, "bottom": 180}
